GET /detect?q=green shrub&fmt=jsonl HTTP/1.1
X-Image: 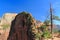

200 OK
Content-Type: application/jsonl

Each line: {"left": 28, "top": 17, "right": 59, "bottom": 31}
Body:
{"left": 2, "top": 24, "right": 10, "bottom": 30}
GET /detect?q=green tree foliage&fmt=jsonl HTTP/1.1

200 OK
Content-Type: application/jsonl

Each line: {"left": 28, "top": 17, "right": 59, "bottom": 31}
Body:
{"left": 44, "top": 20, "right": 50, "bottom": 26}
{"left": 57, "top": 30, "right": 60, "bottom": 34}
{"left": 39, "top": 25, "right": 51, "bottom": 40}
{"left": 53, "top": 15, "right": 60, "bottom": 21}
{"left": 42, "top": 30, "right": 51, "bottom": 38}
{"left": 39, "top": 25, "right": 47, "bottom": 32}
{"left": 37, "top": 21, "right": 51, "bottom": 40}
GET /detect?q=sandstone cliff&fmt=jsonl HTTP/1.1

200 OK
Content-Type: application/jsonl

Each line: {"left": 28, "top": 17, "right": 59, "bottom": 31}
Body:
{"left": 0, "top": 13, "right": 17, "bottom": 40}
{"left": 7, "top": 12, "right": 43, "bottom": 40}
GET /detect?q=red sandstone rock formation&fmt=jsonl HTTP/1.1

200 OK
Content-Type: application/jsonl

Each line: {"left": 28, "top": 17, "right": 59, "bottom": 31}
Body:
{"left": 7, "top": 12, "right": 35, "bottom": 40}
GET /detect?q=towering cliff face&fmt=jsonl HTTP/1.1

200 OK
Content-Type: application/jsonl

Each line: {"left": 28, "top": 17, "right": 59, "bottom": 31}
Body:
{"left": 0, "top": 13, "right": 17, "bottom": 25}
{"left": 3, "top": 13, "right": 17, "bottom": 24}
{"left": 0, "top": 13, "right": 17, "bottom": 40}
{"left": 7, "top": 12, "right": 36, "bottom": 40}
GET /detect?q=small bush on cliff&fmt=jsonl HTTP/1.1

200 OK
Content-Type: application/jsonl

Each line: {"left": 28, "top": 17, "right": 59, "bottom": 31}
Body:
{"left": 2, "top": 24, "right": 10, "bottom": 30}
{"left": 37, "top": 25, "right": 51, "bottom": 40}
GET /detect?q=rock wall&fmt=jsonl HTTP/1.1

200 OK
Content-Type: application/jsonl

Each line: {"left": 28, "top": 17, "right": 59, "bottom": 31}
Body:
{"left": 0, "top": 13, "right": 17, "bottom": 40}
{"left": 7, "top": 12, "right": 36, "bottom": 40}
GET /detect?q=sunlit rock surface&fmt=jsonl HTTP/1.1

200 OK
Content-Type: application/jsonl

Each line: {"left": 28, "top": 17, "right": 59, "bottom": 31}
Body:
{"left": 0, "top": 13, "right": 17, "bottom": 40}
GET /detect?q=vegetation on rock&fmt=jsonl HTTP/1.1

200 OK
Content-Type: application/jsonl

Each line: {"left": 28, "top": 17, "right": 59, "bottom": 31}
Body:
{"left": 2, "top": 24, "right": 10, "bottom": 30}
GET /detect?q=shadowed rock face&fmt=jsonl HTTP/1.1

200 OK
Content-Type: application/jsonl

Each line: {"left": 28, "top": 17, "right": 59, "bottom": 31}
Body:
{"left": 7, "top": 12, "right": 35, "bottom": 40}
